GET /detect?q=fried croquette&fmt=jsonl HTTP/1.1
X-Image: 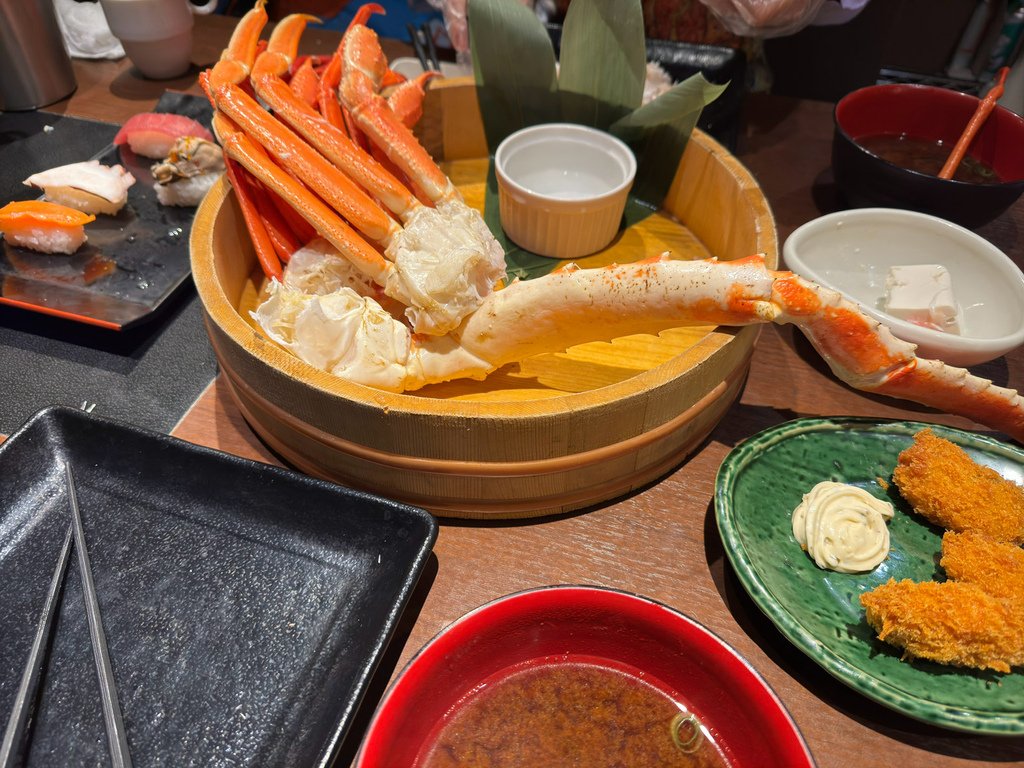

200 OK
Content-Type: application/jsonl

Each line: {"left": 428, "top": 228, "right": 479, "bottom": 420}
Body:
{"left": 892, "top": 429, "right": 1024, "bottom": 544}
{"left": 940, "top": 530, "right": 1024, "bottom": 603}
{"left": 861, "top": 579, "right": 1024, "bottom": 673}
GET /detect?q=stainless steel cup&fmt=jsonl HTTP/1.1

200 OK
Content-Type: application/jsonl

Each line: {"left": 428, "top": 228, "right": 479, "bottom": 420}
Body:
{"left": 0, "top": 0, "right": 78, "bottom": 111}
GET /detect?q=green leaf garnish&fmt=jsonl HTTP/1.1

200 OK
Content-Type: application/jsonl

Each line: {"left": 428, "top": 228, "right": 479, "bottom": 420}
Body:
{"left": 468, "top": 0, "right": 558, "bottom": 149}
{"left": 611, "top": 74, "right": 727, "bottom": 203}
{"left": 467, "top": 0, "right": 725, "bottom": 266}
{"left": 558, "top": 0, "right": 646, "bottom": 128}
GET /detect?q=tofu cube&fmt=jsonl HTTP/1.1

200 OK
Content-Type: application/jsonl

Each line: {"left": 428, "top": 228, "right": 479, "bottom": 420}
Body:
{"left": 883, "top": 264, "right": 961, "bottom": 334}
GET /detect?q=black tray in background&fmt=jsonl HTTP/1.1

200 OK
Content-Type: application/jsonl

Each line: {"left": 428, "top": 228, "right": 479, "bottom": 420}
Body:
{"left": 0, "top": 92, "right": 214, "bottom": 331}
{"left": 0, "top": 407, "right": 437, "bottom": 767}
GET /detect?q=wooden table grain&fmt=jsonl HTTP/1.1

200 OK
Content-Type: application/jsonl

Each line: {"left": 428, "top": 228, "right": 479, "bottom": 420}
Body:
{"left": 28, "top": 12, "right": 1024, "bottom": 768}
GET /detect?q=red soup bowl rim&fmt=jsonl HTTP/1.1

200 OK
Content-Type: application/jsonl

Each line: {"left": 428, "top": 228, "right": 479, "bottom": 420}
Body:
{"left": 354, "top": 584, "right": 815, "bottom": 768}
{"left": 833, "top": 82, "right": 1024, "bottom": 186}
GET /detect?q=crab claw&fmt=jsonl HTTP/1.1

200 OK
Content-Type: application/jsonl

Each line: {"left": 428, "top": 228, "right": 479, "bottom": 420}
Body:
{"left": 388, "top": 71, "right": 441, "bottom": 128}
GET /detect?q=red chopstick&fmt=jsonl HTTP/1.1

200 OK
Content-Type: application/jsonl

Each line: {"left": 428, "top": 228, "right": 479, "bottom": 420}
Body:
{"left": 938, "top": 67, "right": 1009, "bottom": 180}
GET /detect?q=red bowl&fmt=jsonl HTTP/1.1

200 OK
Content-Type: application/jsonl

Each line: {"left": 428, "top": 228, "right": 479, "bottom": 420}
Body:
{"left": 832, "top": 83, "right": 1024, "bottom": 229}
{"left": 354, "top": 585, "right": 815, "bottom": 768}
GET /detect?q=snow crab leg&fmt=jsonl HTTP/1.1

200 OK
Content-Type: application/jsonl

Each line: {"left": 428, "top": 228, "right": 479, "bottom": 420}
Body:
{"left": 257, "top": 252, "right": 1024, "bottom": 442}
{"left": 246, "top": 11, "right": 421, "bottom": 221}
{"left": 202, "top": 1, "right": 505, "bottom": 336}
{"left": 339, "top": 22, "right": 457, "bottom": 203}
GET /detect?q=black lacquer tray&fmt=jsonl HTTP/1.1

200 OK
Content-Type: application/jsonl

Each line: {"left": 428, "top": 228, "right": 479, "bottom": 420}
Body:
{"left": 0, "top": 406, "right": 437, "bottom": 766}
{"left": 0, "top": 92, "right": 213, "bottom": 330}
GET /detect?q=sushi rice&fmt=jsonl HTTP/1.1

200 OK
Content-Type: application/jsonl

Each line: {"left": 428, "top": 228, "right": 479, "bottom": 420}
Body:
{"left": 156, "top": 172, "right": 220, "bottom": 207}
{"left": 0, "top": 201, "right": 95, "bottom": 255}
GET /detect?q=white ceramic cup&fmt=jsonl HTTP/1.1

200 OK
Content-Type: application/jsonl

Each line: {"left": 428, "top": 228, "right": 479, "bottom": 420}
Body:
{"left": 98, "top": 0, "right": 216, "bottom": 79}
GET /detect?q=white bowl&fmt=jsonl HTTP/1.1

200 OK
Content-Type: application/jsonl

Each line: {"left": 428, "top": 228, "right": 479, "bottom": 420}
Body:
{"left": 783, "top": 208, "right": 1024, "bottom": 367}
{"left": 494, "top": 122, "right": 636, "bottom": 260}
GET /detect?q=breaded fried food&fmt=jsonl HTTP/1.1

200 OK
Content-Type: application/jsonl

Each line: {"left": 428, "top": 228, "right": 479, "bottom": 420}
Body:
{"left": 861, "top": 579, "right": 1024, "bottom": 673}
{"left": 892, "top": 429, "right": 1024, "bottom": 544}
{"left": 941, "top": 530, "right": 1024, "bottom": 603}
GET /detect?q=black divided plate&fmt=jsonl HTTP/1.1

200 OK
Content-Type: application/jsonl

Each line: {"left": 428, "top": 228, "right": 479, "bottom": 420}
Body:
{"left": 0, "top": 406, "right": 437, "bottom": 766}
{"left": 0, "top": 92, "right": 213, "bottom": 330}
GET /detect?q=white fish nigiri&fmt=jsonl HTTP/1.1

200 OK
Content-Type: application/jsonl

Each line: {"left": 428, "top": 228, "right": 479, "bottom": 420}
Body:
{"left": 24, "top": 160, "right": 136, "bottom": 216}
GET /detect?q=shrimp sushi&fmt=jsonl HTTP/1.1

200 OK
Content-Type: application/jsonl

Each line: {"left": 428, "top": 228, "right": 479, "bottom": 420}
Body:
{"left": 114, "top": 112, "right": 215, "bottom": 159}
{"left": 24, "top": 160, "right": 136, "bottom": 216}
{"left": 0, "top": 201, "right": 95, "bottom": 255}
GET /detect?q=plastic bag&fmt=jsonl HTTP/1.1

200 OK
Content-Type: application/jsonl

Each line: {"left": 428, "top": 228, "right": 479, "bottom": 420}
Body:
{"left": 53, "top": 0, "right": 124, "bottom": 60}
{"left": 427, "top": 0, "right": 469, "bottom": 54}
{"left": 697, "top": 0, "right": 828, "bottom": 38}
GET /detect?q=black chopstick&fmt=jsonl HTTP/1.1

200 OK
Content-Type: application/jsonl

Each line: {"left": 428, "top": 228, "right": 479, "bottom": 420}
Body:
{"left": 407, "top": 23, "right": 431, "bottom": 71}
{"left": 422, "top": 24, "right": 441, "bottom": 71}
{"left": 0, "top": 524, "right": 74, "bottom": 768}
{"left": 65, "top": 463, "right": 133, "bottom": 768}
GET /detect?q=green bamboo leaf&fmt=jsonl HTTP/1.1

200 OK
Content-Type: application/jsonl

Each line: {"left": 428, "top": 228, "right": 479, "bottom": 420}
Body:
{"left": 611, "top": 73, "right": 727, "bottom": 135}
{"left": 558, "top": 0, "right": 646, "bottom": 128}
{"left": 468, "top": 0, "right": 559, "bottom": 149}
{"left": 610, "top": 74, "right": 727, "bottom": 204}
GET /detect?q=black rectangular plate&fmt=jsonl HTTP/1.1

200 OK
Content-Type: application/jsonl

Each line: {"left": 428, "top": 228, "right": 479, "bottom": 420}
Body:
{"left": 0, "top": 92, "right": 213, "bottom": 330}
{"left": 0, "top": 406, "right": 437, "bottom": 766}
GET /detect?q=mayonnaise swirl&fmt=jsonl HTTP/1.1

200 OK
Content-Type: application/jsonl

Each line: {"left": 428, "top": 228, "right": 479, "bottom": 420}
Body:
{"left": 792, "top": 481, "right": 894, "bottom": 573}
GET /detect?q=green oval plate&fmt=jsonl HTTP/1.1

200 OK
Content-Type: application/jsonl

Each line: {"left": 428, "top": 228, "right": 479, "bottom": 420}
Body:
{"left": 715, "top": 417, "right": 1024, "bottom": 735}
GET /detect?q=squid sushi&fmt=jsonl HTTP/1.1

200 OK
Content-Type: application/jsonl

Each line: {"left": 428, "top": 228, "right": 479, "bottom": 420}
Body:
{"left": 0, "top": 201, "right": 95, "bottom": 254}
{"left": 114, "top": 112, "right": 215, "bottom": 159}
{"left": 24, "top": 160, "right": 136, "bottom": 216}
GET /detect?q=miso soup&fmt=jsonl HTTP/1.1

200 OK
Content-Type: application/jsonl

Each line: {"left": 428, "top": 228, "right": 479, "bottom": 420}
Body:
{"left": 855, "top": 133, "right": 1000, "bottom": 184}
{"left": 416, "top": 659, "right": 732, "bottom": 768}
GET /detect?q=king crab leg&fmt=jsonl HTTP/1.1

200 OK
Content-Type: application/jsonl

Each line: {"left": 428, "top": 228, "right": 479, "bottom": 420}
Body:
{"left": 256, "top": 252, "right": 1024, "bottom": 443}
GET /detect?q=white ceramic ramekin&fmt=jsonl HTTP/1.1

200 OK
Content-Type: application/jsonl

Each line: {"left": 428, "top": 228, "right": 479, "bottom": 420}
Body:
{"left": 494, "top": 123, "right": 636, "bottom": 260}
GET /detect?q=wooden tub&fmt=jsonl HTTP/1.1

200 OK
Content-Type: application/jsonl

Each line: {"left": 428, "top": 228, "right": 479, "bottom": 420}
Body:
{"left": 190, "top": 82, "right": 777, "bottom": 519}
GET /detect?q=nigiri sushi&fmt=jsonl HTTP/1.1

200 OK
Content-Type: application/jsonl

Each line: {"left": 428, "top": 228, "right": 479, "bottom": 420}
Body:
{"left": 0, "top": 201, "right": 95, "bottom": 255}
{"left": 24, "top": 160, "right": 136, "bottom": 216}
{"left": 114, "top": 112, "right": 215, "bottom": 159}
{"left": 151, "top": 136, "right": 225, "bottom": 207}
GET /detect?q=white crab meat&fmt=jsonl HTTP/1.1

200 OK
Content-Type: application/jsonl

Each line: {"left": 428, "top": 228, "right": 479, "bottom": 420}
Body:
{"left": 253, "top": 240, "right": 493, "bottom": 391}
{"left": 384, "top": 198, "right": 506, "bottom": 336}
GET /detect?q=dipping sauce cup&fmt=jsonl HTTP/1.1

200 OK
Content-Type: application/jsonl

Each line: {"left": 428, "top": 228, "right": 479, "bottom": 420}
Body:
{"left": 495, "top": 123, "right": 636, "bottom": 260}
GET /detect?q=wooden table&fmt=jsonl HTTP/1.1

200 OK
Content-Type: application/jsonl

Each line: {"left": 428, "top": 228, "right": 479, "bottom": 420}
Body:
{"left": 26, "top": 12, "right": 1024, "bottom": 768}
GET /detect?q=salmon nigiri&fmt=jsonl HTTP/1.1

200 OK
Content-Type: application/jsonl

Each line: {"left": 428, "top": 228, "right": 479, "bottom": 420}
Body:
{"left": 0, "top": 201, "right": 96, "bottom": 254}
{"left": 113, "top": 112, "right": 215, "bottom": 159}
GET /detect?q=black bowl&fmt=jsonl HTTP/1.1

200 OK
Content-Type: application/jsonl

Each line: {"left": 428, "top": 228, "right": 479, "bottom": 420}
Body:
{"left": 832, "top": 83, "right": 1024, "bottom": 229}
